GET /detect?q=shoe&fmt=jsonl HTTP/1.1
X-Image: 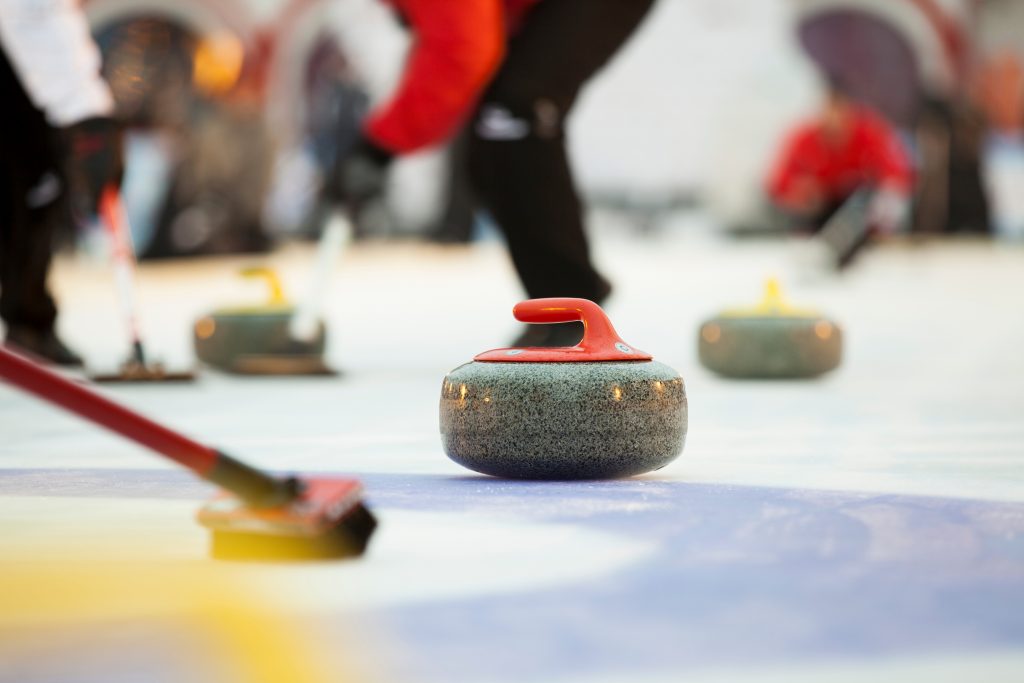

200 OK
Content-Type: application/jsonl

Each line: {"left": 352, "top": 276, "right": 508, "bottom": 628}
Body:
{"left": 5, "top": 326, "right": 83, "bottom": 367}
{"left": 510, "top": 321, "right": 584, "bottom": 348}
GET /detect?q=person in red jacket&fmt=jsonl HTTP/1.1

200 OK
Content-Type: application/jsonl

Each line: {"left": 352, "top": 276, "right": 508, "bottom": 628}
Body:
{"left": 324, "top": 0, "right": 655, "bottom": 346}
{"left": 767, "top": 79, "right": 914, "bottom": 235}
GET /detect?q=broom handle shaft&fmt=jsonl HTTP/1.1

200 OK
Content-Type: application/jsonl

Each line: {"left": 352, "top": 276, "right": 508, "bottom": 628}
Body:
{"left": 99, "top": 187, "right": 146, "bottom": 362}
{"left": 289, "top": 211, "right": 350, "bottom": 343}
{"left": 0, "top": 345, "right": 218, "bottom": 473}
{"left": 0, "top": 346, "right": 291, "bottom": 505}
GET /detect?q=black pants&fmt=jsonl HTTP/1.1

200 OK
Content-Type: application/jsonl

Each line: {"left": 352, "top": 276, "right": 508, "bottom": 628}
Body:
{"left": 0, "top": 46, "right": 63, "bottom": 333}
{"left": 468, "top": 0, "right": 654, "bottom": 302}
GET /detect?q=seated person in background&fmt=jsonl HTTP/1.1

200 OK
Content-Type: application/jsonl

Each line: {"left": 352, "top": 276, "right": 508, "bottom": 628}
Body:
{"left": 766, "top": 78, "right": 913, "bottom": 236}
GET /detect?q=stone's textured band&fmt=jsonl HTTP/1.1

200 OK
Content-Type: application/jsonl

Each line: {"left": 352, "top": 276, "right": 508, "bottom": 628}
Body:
{"left": 193, "top": 311, "right": 326, "bottom": 372}
{"left": 440, "top": 360, "right": 687, "bottom": 480}
{"left": 698, "top": 316, "right": 842, "bottom": 379}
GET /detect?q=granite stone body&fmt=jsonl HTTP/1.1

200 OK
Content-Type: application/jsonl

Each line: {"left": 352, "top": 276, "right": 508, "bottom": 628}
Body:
{"left": 440, "top": 360, "right": 687, "bottom": 480}
{"left": 193, "top": 311, "right": 325, "bottom": 372}
{"left": 698, "top": 316, "right": 842, "bottom": 379}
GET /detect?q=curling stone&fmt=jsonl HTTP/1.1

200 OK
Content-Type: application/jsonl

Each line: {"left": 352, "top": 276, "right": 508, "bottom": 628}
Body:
{"left": 439, "top": 298, "right": 687, "bottom": 480}
{"left": 193, "top": 268, "right": 330, "bottom": 375}
{"left": 698, "top": 279, "right": 842, "bottom": 379}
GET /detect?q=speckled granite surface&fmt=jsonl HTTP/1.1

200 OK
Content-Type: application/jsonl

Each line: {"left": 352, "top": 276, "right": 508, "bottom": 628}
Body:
{"left": 698, "top": 316, "right": 842, "bottom": 379}
{"left": 440, "top": 360, "right": 687, "bottom": 479}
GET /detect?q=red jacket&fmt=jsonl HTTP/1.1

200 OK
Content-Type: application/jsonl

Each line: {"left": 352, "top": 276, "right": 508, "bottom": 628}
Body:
{"left": 767, "top": 107, "right": 913, "bottom": 208}
{"left": 366, "top": 0, "right": 540, "bottom": 154}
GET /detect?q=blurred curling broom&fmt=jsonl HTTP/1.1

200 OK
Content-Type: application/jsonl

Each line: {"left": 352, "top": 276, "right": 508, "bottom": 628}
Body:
{"left": 91, "top": 185, "right": 196, "bottom": 382}
{"left": 0, "top": 344, "right": 376, "bottom": 561}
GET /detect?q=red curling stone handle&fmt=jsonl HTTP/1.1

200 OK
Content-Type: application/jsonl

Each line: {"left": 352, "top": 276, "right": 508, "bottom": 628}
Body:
{"left": 475, "top": 297, "right": 652, "bottom": 363}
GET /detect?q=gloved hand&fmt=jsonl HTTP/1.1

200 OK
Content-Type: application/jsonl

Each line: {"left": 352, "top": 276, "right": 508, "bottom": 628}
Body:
{"left": 64, "top": 116, "right": 124, "bottom": 217}
{"left": 321, "top": 135, "right": 393, "bottom": 212}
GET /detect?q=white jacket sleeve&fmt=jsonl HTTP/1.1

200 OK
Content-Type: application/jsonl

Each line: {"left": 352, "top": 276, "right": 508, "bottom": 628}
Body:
{"left": 0, "top": 0, "right": 114, "bottom": 127}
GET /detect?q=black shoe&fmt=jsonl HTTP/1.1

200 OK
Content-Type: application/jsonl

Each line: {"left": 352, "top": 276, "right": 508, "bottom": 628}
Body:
{"left": 5, "top": 326, "right": 83, "bottom": 367}
{"left": 510, "top": 321, "right": 584, "bottom": 348}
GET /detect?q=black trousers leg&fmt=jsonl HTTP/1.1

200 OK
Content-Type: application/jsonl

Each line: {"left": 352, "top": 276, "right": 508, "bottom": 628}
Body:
{"left": 432, "top": 129, "right": 477, "bottom": 243}
{"left": 0, "top": 171, "right": 61, "bottom": 332}
{"left": 0, "top": 47, "right": 62, "bottom": 332}
{"left": 468, "top": 0, "right": 655, "bottom": 301}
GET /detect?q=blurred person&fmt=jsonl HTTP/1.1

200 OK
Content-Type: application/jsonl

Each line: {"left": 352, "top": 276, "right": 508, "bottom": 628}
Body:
{"left": 0, "top": 0, "right": 123, "bottom": 364}
{"left": 975, "top": 50, "right": 1024, "bottom": 138}
{"left": 972, "top": 51, "right": 1023, "bottom": 239}
{"left": 914, "top": 96, "right": 991, "bottom": 235}
{"left": 767, "top": 78, "right": 914, "bottom": 238}
{"left": 322, "top": 0, "right": 655, "bottom": 346}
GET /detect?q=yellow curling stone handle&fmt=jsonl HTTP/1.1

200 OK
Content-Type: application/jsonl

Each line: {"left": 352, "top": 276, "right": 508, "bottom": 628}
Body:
{"left": 204, "top": 267, "right": 294, "bottom": 317}
{"left": 720, "top": 278, "right": 821, "bottom": 318}
{"left": 195, "top": 267, "right": 294, "bottom": 339}
{"left": 241, "top": 267, "right": 288, "bottom": 306}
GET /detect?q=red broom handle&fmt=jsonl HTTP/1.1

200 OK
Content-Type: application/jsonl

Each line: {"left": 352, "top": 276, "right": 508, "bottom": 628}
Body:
{"left": 0, "top": 345, "right": 217, "bottom": 475}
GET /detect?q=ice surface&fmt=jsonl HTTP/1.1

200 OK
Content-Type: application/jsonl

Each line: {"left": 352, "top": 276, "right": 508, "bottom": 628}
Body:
{"left": 2, "top": 220, "right": 1024, "bottom": 683}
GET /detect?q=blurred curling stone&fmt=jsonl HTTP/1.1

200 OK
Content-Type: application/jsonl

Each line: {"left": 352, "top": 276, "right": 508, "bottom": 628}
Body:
{"left": 194, "top": 212, "right": 351, "bottom": 375}
{"left": 193, "top": 267, "right": 330, "bottom": 375}
{"left": 698, "top": 278, "right": 842, "bottom": 379}
{"left": 440, "top": 298, "right": 687, "bottom": 480}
